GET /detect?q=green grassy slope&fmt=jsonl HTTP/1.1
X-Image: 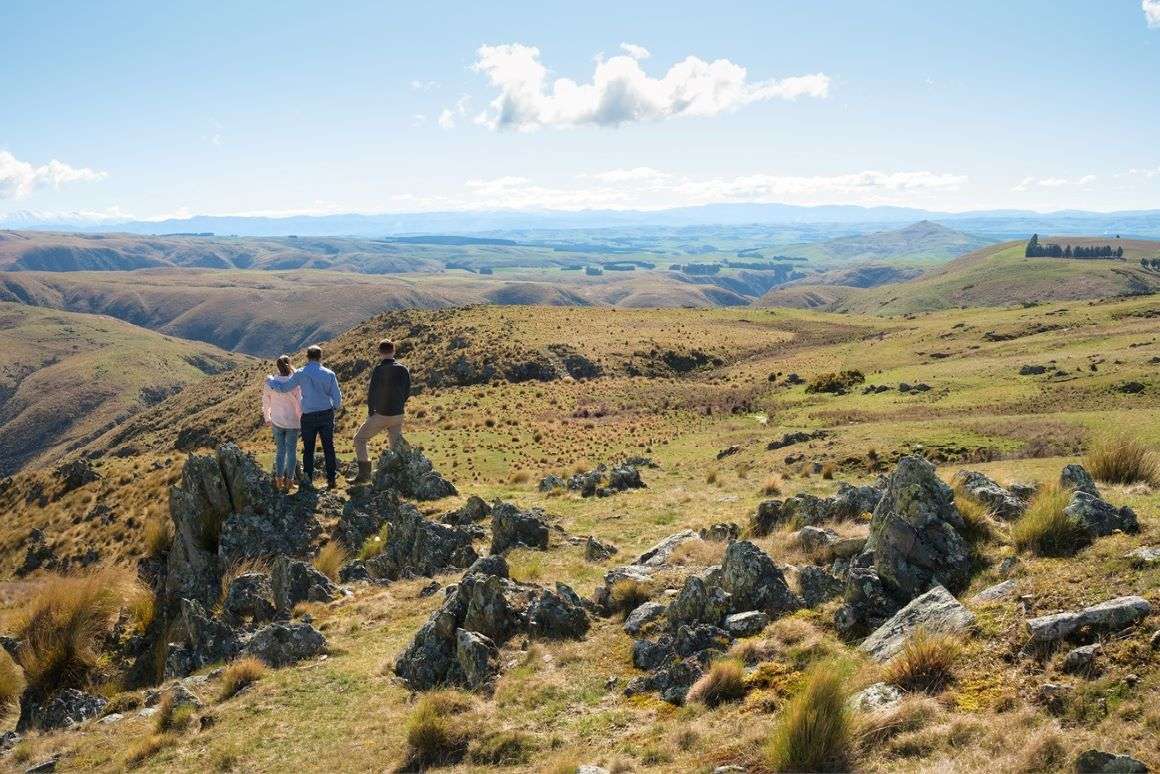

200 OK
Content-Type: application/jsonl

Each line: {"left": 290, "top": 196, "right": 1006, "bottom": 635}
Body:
{"left": 779, "top": 220, "right": 994, "bottom": 263}
{"left": 0, "top": 303, "right": 249, "bottom": 475}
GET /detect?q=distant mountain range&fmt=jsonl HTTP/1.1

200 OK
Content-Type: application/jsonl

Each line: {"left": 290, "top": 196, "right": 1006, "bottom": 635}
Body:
{"left": 5, "top": 203, "right": 1160, "bottom": 239}
{"left": 779, "top": 220, "right": 992, "bottom": 263}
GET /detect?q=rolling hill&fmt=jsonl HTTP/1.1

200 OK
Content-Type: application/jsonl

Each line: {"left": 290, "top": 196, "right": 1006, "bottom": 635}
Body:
{"left": 0, "top": 303, "right": 249, "bottom": 475}
{"left": 778, "top": 220, "right": 994, "bottom": 263}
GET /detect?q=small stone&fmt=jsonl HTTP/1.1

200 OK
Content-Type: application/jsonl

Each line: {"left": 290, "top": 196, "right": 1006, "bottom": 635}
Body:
{"left": 98, "top": 713, "right": 124, "bottom": 724}
{"left": 623, "top": 601, "right": 666, "bottom": 635}
{"left": 1073, "top": 749, "right": 1149, "bottom": 773}
{"left": 1038, "top": 682, "right": 1072, "bottom": 715}
{"left": 724, "top": 611, "right": 769, "bottom": 638}
{"left": 1061, "top": 644, "right": 1101, "bottom": 675}
{"left": 972, "top": 579, "right": 1017, "bottom": 603}
{"left": 584, "top": 536, "right": 618, "bottom": 562}
{"left": 1027, "top": 596, "right": 1151, "bottom": 643}
{"left": 848, "top": 682, "right": 903, "bottom": 712}
{"left": 1125, "top": 546, "right": 1160, "bottom": 566}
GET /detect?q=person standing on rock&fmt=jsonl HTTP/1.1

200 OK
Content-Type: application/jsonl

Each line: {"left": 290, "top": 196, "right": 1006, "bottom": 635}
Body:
{"left": 347, "top": 338, "right": 411, "bottom": 485}
{"left": 261, "top": 354, "right": 303, "bottom": 494}
{"left": 265, "top": 344, "right": 342, "bottom": 490}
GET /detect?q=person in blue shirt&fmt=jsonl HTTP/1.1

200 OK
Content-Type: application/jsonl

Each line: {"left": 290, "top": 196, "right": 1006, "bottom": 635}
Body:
{"left": 265, "top": 344, "right": 342, "bottom": 489}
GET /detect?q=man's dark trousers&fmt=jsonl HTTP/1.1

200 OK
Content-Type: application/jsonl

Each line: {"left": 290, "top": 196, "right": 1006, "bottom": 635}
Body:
{"left": 300, "top": 408, "right": 337, "bottom": 485}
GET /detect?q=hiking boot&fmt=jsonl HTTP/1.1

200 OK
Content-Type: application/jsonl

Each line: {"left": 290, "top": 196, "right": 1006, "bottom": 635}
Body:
{"left": 346, "top": 461, "right": 372, "bottom": 485}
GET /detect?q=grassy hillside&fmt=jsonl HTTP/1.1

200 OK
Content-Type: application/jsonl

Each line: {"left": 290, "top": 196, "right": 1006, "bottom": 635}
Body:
{"left": 0, "top": 303, "right": 249, "bottom": 476}
{"left": 834, "top": 238, "right": 1160, "bottom": 315}
{"left": 0, "top": 297, "right": 1155, "bottom": 772}
{"left": 779, "top": 220, "right": 994, "bottom": 263}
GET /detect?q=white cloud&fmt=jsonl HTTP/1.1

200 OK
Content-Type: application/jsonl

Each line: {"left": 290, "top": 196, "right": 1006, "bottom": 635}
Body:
{"left": 1013, "top": 174, "right": 1096, "bottom": 191}
{"left": 582, "top": 166, "right": 671, "bottom": 183}
{"left": 410, "top": 79, "right": 439, "bottom": 91}
{"left": 1125, "top": 165, "right": 1160, "bottom": 178}
{"left": 469, "top": 43, "right": 830, "bottom": 131}
{"left": 438, "top": 95, "right": 471, "bottom": 129}
{"left": 1144, "top": 0, "right": 1160, "bottom": 28}
{"left": 619, "top": 42, "right": 651, "bottom": 60}
{"left": 0, "top": 150, "right": 107, "bottom": 199}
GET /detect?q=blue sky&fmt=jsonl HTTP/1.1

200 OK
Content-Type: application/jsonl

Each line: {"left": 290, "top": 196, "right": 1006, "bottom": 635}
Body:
{"left": 2, "top": 0, "right": 1160, "bottom": 221}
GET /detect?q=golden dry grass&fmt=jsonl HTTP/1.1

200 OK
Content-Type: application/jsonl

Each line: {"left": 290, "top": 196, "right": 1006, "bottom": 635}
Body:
{"left": 1085, "top": 435, "right": 1159, "bottom": 486}
{"left": 124, "top": 733, "right": 178, "bottom": 769}
{"left": 154, "top": 691, "right": 196, "bottom": 734}
{"left": 313, "top": 543, "right": 347, "bottom": 582}
{"left": 1011, "top": 482, "right": 1089, "bottom": 556}
{"left": 0, "top": 648, "right": 26, "bottom": 719}
{"left": 403, "top": 690, "right": 476, "bottom": 768}
{"left": 764, "top": 663, "right": 852, "bottom": 772}
{"left": 218, "top": 656, "right": 267, "bottom": 702}
{"left": 883, "top": 628, "right": 961, "bottom": 693}
{"left": 142, "top": 514, "right": 173, "bottom": 559}
{"left": 686, "top": 659, "right": 747, "bottom": 707}
{"left": 357, "top": 524, "right": 389, "bottom": 561}
{"left": 609, "top": 578, "right": 653, "bottom": 618}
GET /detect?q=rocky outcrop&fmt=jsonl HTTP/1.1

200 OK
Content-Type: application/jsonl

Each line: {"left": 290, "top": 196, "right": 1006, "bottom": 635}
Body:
{"left": 490, "top": 502, "right": 550, "bottom": 554}
{"left": 373, "top": 444, "right": 457, "bottom": 500}
{"left": 749, "top": 482, "right": 882, "bottom": 536}
{"left": 724, "top": 611, "right": 769, "bottom": 638}
{"left": 867, "top": 456, "right": 971, "bottom": 598}
{"left": 1026, "top": 596, "right": 1151, "bottom": 644}
{"left": 561, "top": 462, "right": 647, "bottom": 498}
{"left": 18, "top": 689, "right": 107, "bottom": 732}
{"left": 584, "top": 536, "right": 618, "bottom": 562}
{"left": 952, "top": 470, "right": 1028, "bottom": 520}
{"left": 1060, "top": 464, "right": 1099, "bottom": 497}
{"left": 1065, "top": 491, "right": 1139, "bottom": 537}
{"left": 796, "top": 565, "right": 844, "bottom": 607}
{"left": 395, "top": 570, "right": 589, "bottom": 692}
{"left": 634, "top": 530, "right": 701, "bottom": 567}
{"left": 441, "top": 495, "right": 492, "bottom": 526}
{"left": 859, "top": 585, "right": 976, "bottom": 662}
{"left": 364, "top": 496, "right": 477, "bottom": 581}
{"left": 624, "top": 601, "right": 667, "bottom": 635}
{"left": 1073, "top": 750, "right": 1149, "bottom": 773}
{"left": 221, "top": 572, "right": 276, "bottom": 627}
{"left": 54, "top": 459, "right": 100, "bottom": 493}
{"left": 667, "top": 575, "right": 732, "bottom": 628}
{"left": 720, "top": 540, "right": 802, "bottom": 617}
{"left": 242, "top": 621, "right": 328, "bottom": 667}
{"left": 271, "top": 556, "right": 339, "bottom": 618}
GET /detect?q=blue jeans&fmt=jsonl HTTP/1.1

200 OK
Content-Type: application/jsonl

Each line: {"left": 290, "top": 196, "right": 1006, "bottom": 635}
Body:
{"left": 272, "top": 426, "right": 299, "bottom": 479}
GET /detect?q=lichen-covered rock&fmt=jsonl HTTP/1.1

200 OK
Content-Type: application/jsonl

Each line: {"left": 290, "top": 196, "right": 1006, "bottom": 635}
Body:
{"left": 952, "top": 470, "right": 1028, "bottom": 520}
{"left": 720, "top": 540, "right": 802, "bottom": 618}
{"left": 625, "top": 656, "right": 705, "bottom": 705}
{"left": 794, "top": 526, "right": 840, "bottom": 555}
{"left": 749, "top": 499, "right": 785, "bottom": 537}
{"left": 849, "top": 682, "right": 903, "bottom": 712}
{"left": 1061, "top": 643, "right": 1101, "bottom": 675}
{"left": 221, "top": 572, "right": 276, "bottom": 627}
{"left": 796, "top": 565, "right": 844, "bottom": 607}
{"left": 859, "top": 585, "right": 976, "bottom": 662}
{"left": 490, "top": 502, "right": 550, "bottom": 554}
{"left": 441, "top": 495, "right": 492, "bottom": 525}
{"left": 19, "top": 689, "right": 107, "bottom": 732}
{"left": 455, "top": 629, "right": 500, "bottom": 692}
{"left": 271, "top": 556, "right": 339, "bottom": 618}
{"left": 1072, "top": 750, "right": 1149, "bottom": 773}
{"left": 667, "top": 575, "right": 731, "bottom": 628}
{"left": 166, "top": 598, "right": 242, "bottom": 678}
{"left": 624, "top": 601, "right": 667, "bottom": 635}
{"left": 1026, "top": 596, "right": 1151, "bottom": 644}
{"left": 835, "top": 564, "right": 900, "bottom": 638}
{"left": 373, "top": 444, "right": 457, "bottom": 500}
{"left": 366, "top": 497, "right": 478, "bottom": 580}
{"left": 537, "top": 474, "right": 566, "bottom": 492}
{"left": 1060, "top": 464, "right": 1099, "bottom": 497}
{"left": 243, "top": 621, "right": 327, "bottom": 666}
{"left": 828, "top": 482, "right": 884, "bottom": 520}
{"left": 862, "top": 455, "right": 971, "bottom": 602}
{"left": 634, "top": 530, "right": 701, "bottom": 567}
{"left": 724, "top": 611, "right": 769, "bottom": 637}
{"left": 584, "top": 536, "right": 618, "bottom": 562}
{"left": 527, "top": 583, "right": 590, "bottom": 639}
{"left": 699, "top": 522, "right": 740, "bottom": 543}
{"left": 464, "top": 555, "right": 509, "bottom": 579}
{"left": 1064, "top": 491, "right": 1139, "bottom": 537}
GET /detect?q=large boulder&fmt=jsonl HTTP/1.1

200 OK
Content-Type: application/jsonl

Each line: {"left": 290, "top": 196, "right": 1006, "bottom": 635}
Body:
{"left": 1060, "top": 464, "right": 1099, "bottom": 497}
{"left": 835, "top": 565, "right": 900, "bottom": 638}
{"left": 667, "top": 575, "right": 732, "bottom": 628}
{"left": 527, "top": 583, "right": 589, "bottom": 639}
{"left": 796, "top": 565, "right": 844, "bottom": 607}
{"left": 624, "top": 601, "right": 667, "bottom": 635}
{"left": 1064, "top": 492, "right": 1139, "bottom": 537}
{"left": 18, "top": 689, "right": 107, "bottom": 732}
{"left": 243, "top": 621, "right": 327, "bottom": 667}
{"left": 166, "top": 598, "right": 242, "bottom": 677}
{"left": 490, "top": 502, "right": 550, "bottom": 554}
{"left": 862, "top": 456, "right": 972, "bottom": 602}
{"left": 1073, "top": 750, "right": 1149, "bottom": 773}
{"left": 271, "top": 556, "right": 339, "bottom": 618}
{"left": 455, "top": 629, "right": 500, "bottom": 692}
{"left": 1026, "top": 596, "right": 1151, "bottom": 644}
{"left": 221, "top": 572, "right": 276, "bottom": 627}
{"left": 719, "top": 540, "right": 802, "bottom": 617}
{"left": 366, "top": 497, "right": 477, "bottom": 580}
{"left": 952, "top": 470, "right": 1028, "bottom": 520}
{"left": 859, "top": 585, "right": 976, "bottom": 662}
{"left": 634, "top": 530, "right": 701, "bottom": 567}
{"left": 374, "top": 444, "right": 457, "bottom": 500}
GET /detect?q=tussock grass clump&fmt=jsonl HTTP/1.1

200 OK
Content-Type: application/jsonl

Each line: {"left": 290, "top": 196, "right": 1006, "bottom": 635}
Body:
{"left": 154, "top": 691, "right": 196, "bottom": 733}
{"left": 14, "top": 567, "right": 150, "bottom": 698}
{"left": 1011, "top": 482, "right": 1089, "bottom": 556}
{"left": 143, "top": 514, "right": 173, "bottom": 558}
{"left": 507, "top": 550, "right": 544, "bottom": 582}
{"left": 883, "top": 628, "right": 961, "bottom": 693}
{"left": 686, "top": 659, "right": 747, "bottom": 707}
{"left": 218, "top": 557, "right": 272, "bottom": 605}
{"left": 125, "top": 733, "right": 177, "bottom": 768}
{"left": 1085, "top": 435, "right": 1158, "bottom": 485}
{"left": 313, "top": 542, "right": 346, "bottom": 582}
{"left": 609, "top": 578, "right": 653, "bottom": 618}
{"left": 855, "top": 694, "right": 942, "bottom": 752}
{"left": 0, "top": 649, "right": 26, "bottom": 719}
{"left": 467, "top": 730, "right": 534, "bottom": 765}
{"left": 218, "top": 656, "right": 267, "bottom": 701}
{"left": 404, "top": 690, "right": 475, "bottom": 768}
{"left": 765, "top": 664, "right": 852, "bottom": 772}
{"left": 357, "top": 524, "right": 390, "bottom": 561}
{"left": 761, "top": 475, "right": 783, "bottom": 496}
{"left": 952, "top": 495, "right": 1000, "bottom": 549}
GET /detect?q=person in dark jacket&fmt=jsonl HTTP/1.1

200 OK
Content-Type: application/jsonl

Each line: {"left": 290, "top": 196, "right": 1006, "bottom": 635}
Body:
{"left": 348, "top": 338, "right": 411, "bottom": 484}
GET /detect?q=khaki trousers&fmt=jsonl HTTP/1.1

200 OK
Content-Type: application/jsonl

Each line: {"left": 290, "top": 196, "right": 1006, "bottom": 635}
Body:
{"left": 353, "top": 413, "right": 404, "bottom": 462}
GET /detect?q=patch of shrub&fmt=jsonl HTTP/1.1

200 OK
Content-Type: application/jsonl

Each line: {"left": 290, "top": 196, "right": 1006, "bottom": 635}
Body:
{"left": 761, "top": 475, "right": 783, "bottom": 496}
{"left": 953, "top": 495, "right": 998, "bottom": 547}
{"left": 855, "top": 695, "right": 942, "bottom": 752}
{"left": 357, "top": 524, "right": 390, "bottom": 561}
{"left": 143, "top": 515, "right": 173, "bottom": 558}
{"left": 467, "top": 730, "right": 534, "bottom": 765}
{"left": 1085, "top": 435, "right": 1158, "bottom": 485}
{"left": 218, "top": 656, "right": 267, "bottom": 701}
{"left": 14, "top": 567, "right": 149, "bottom": 698}
{"left": 155, "top": 691, "right": 196, "bottom": 733}
{"left": 765, "top": 664, "right": 852, "bottom": 772}
{"left": 686, "top": 659, "right": 747, "bottom": 707}
{"left": 313, "top": 542, "right": 346, "bottom": 582}
{"left": 125, "top": 733, "right": 176, "bottom": 768}
{"left": 404, "top": 690, "right": 475, "bottom": 768}
{"left": 609, "top": 578, "right": 653, "bottom": 618}
{"left": 1011, "top": 482, "right": 1089, "bottom": 556}
{"left": 0, "top": 649, "right": 26, "bottom": 719}
{"left": 805, "top": 370, "right": 865, "bottom": 394}
{"left": 883, "top": 628, "right": 960, "bottom": 693}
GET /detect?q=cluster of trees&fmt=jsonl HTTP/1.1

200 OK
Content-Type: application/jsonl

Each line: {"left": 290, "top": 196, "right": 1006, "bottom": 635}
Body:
{"left": 672, "top": 263, "right": 722, "bottom": 275}
{"left": 1141, "top": 257, "right": 1160, "bottom": 271}
{"left": 1025, "top": 234, "right": 1123, "bottom": 259}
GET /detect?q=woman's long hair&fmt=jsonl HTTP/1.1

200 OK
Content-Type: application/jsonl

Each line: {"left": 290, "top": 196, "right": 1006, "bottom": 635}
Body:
{"left": 275, "top": 355, "right": 293, "bottom": 377}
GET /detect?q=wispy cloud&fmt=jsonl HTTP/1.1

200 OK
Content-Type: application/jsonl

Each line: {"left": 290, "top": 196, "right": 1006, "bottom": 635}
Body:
{"left": 0, "top": 150, "right": 107, "bottom": 199}
{"left": 1013, "top": 174, "right": 1096, "bottom": 191}
{"left": 467, "top": 43, "right": 830, "bottom": 131}
{"left": 1144, "top": 0, "right": 1160, "bottom": 28}
{"left": 619, "top": 42, "right": 650, "bottom": 60}
{"left": 438, "top": 95, "right": 471, "bottom": 129}
{"left": 410, "top": 79, "right": 439, "bottom": 91}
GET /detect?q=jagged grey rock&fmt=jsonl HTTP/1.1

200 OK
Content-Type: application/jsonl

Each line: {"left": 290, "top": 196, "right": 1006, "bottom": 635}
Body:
{"left": 1126, "top": 546, "right": 1160, "bottom": 566}
{"left": 634, "top": 530, "right": 701, "bottom": 567}
{"left": 243, "top": 621, "right": 327, "bottom": 666}
{"left": 1060, "top": 464, "right": 1100, "bottom": 497}
{"left": 167, "top": 598, "right": 242, "bottom": 677}
{"left": 862, "top": 455, "right": 972, "bottom": 602}
{"left": 490, "top": 501, "right": 550, "bottom": 554}
{"left": 464, "top": 555, "right": 509, "bottom": 579}
{"left": 1026, "top": 596, "right": 1151, "bottom": 643}
{"left": 1073, "top": 749, "right": 1149, "bottom": 773}
{"left": 1061, "top": 643, "right": 1101, "bottom": 675}
{"left": 724, "top": 611, "right": 769, "bottom": 638}
{"left": 952, "top": 470, "right": 1028, "bottom": 520}
{"left": 441, "top": 494, "right": 491, "bottom": 525}
{"left": 1065, "top": 492, "right": 1139, "bottom": 537}
{"left": 720, "top": 540, "right": 802, "bottom": 617}
{"left": 848, "top": 682, "right": 903, "bottom": 712}
{"left": 18, "top": 689, "right": 107, "bottom": 732}
{"left": 221, "top": 572, "right": 276, "bottom": 627}
{"left": 794, "top": 525, "right": 840, "bottom": 555}
{"left": 972, "top": 579, "right": 1017, "bottom": 603}
{"left": 373, "top": 444, "right": 457, "bottom": 500}
{"left": 455, "top": 628, "right": 500, "bottom": 691}
{"left": 584, "top": 535, "right": 618, "bottom": 562}
{"left": 796, "top": 565, "right": 844, "bottom": 607}
{"left": 624, "top": 601, "right": 667, "bottom": 635}
{"left": 699, "top": 522, "right": 740, "bottom": 542}
{"left": 667, "top": 575, "right": 731, "bottom": 628}
{"left": 271, "top": 555, "right": 339, "bottom": 618}
{"left": 859, "top": 585, "right": 976, "bottom": 662}
{"left": 365, "top": 497, "right": 477, "bottom": 580}
{"left": 527, "top": 583, "right": 590, "bottom": 639}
